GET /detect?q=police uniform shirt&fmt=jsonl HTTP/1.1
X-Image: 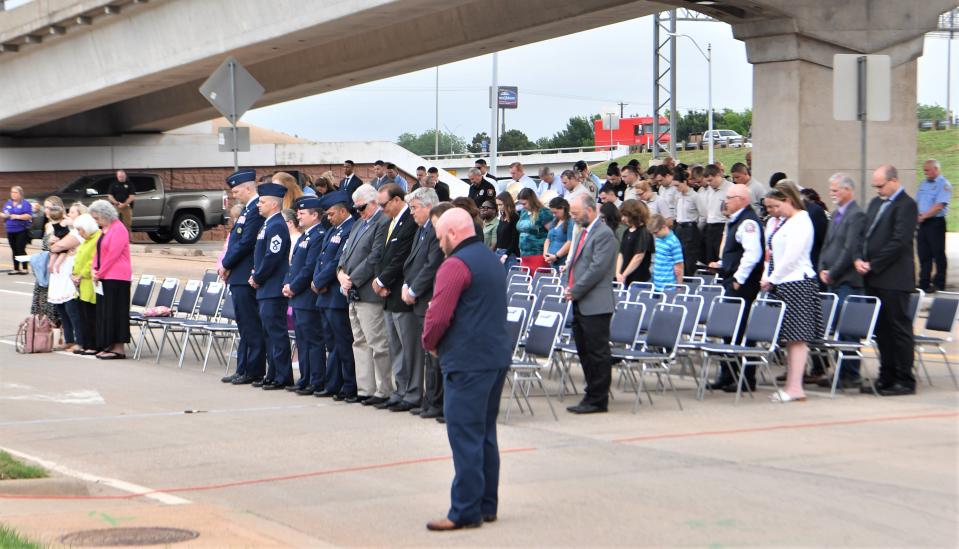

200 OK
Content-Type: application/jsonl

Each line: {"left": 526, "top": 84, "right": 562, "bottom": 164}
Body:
{"left": 252, "top": 212, "right": 291, "bottom": 298}
{"left": 704, "top": 180, "right": 732, "bottom": 224}
{"left": 109, "top": 178, "right": 135, "bottom": 204}
{"left": 468, "top": 180, "right": 497, "bottom": 208}
{"left": 722, "top": 208, "right": 763, "bottom": 285}
{"left": 675, "top": 189, "right": 704, "bottom": 225}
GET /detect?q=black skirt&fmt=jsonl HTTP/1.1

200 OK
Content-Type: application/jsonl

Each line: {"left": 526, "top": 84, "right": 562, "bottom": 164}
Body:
{"left": 96, "top": 279, "right": 131, "bottom": 348}
{"left": 771, "top": 276, "right": 823, "bottom": 343}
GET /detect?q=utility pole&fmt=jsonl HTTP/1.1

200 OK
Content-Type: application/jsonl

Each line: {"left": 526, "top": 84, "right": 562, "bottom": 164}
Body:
{"left": 490, "top": 53, "right": 499, "bottom": 178}
{"left": 434, "top": 66, "right": 439, "bottom": 156}
{"left": 618, "top": 101, "right": 628, "bottom": 118}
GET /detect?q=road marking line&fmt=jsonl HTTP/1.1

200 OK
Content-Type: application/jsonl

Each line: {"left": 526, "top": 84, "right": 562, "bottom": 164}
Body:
{"left": 0, "top": 389, "right": 104, "bottom": 405}
{"left": 13, "top": 281, "right": 33, "bottom": 286}
{"left": 611, "top": 410, "right": 959, "bottom": 444}
{"left": 0, "top": 446, "right": 191, "bottom": 505}
{"left": 0, "top": 288, "right": 33, "bottom": 297}
{"left": 0, "top": 403, "right": 324, "bottom": 427}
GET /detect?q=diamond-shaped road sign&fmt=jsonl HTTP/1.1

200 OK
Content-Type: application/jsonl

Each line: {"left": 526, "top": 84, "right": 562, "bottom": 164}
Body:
{"left": 199, "top": 57, "right": 265, "bottom": 123}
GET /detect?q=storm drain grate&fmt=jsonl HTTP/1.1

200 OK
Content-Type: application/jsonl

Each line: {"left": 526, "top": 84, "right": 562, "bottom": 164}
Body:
{"left": 60, "top": 527, "right": 199, "bottom": 546}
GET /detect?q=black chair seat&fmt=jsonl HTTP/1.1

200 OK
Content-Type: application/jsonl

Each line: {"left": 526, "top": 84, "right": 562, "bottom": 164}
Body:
{"left": 612, "top": 348, "right": 669, "bottom": 361}
{"left": 914, "top": 335, "right": 946, "bottom": 345}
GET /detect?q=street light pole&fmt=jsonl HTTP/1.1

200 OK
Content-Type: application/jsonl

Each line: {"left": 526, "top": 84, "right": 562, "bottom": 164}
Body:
{"left": 666, "top": 32, "right": 713, "bottom": 164}
{"left": 490, "top": 53, "right": 499, "bottom": 179}
{"left": 434, "top": 66, "right": 440, "bottom": 156}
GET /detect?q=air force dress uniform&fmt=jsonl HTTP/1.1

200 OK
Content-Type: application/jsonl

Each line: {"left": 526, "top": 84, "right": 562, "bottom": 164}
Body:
{"left": 252, "top": 183, "right": 293, "bottom": 389}
{"left": 220, "top": 169, "right": 266, "bottom": 384}
{"left": 312, "top": 192, "right": 358, "bottom": 398}
{"left": 284, "top": 196, "right": 328, "bottom": 394}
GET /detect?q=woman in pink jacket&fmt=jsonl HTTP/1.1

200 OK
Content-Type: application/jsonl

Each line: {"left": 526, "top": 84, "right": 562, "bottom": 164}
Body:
{"left": 89, "top": 200, "right": 132, "bottom": 360}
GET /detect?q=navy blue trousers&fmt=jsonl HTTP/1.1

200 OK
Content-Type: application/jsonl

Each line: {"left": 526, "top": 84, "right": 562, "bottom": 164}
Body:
{"left": 322, "top": 306, "right": 356, "bottom": 395}
{"left": 259, "top": 297, "right": 293, "bottom": 385}
{"left": 230, "top": 284, "right": 265, "bottom": 379}
{"left": 444, "top": 368, "right": 508, "bottom": 525}
{"left": 293, "top": 307, "right": 326, "bottom": 388}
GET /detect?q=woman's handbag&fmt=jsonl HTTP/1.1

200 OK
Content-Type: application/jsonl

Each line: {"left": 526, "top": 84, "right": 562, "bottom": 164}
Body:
{"left": 16, "top": 315, "right": 54, "bottom": 354}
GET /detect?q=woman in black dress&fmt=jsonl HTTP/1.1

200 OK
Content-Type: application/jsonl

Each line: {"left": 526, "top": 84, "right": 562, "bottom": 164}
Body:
{"left": 616, "top": 199, "right": 653, "bottom": 285}
{"left": 494, "top": 192, "right": 520, "bottom": 271}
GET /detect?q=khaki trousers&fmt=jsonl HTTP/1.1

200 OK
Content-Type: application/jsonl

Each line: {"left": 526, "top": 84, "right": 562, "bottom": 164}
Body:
{"left": 349, "top": 300, "right": 393, "bottom": 398}
{"left": 117, "top": 204, "right": 133, "bottom": 232}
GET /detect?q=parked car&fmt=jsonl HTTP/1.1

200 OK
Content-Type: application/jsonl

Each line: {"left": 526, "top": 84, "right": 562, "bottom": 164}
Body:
{"left": 28, "top": 172, "right": 228, "bottom": 244}
{"left": 702, "top": 129, "right": 745, "bottom": 147}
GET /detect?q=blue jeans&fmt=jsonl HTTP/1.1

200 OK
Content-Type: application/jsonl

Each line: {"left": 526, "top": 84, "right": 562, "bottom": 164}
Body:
{"left": 495, "top": 249, "right": 518, "bottom": 272}
{"left": 830, "top": 283, "right": 863, "bottom": 379}
{"left": 56, "top": 299, "right": 82, "bottom": 344}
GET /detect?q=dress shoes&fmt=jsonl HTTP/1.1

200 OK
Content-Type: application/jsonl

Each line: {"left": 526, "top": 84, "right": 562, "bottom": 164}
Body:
{"left": 263, "top": 382, "right": 291, "bottom": 391}
{"left": 860, "top": 379, "right": 891, "bottom": 394}
{"left": 374, "top": 399, "right": 396, "bottom": 410}
{"left": 230, "top": 375, "right": 258, "bottom": 385}
{"left": 221, "top": 373, "right": 238, "bottom": 384}
{"left": 409, "top": 407, "right": 422, "bottom": 415}
{"left": 435, "top": 416, "right": 446, "bottom": 424}
{"left": 390, "top": 401, "right": 416, "bottom": 412}
{"left": 877, "top": 383, "right": 916, "bottom": 397}
{"left": 296, "top": 385, "right": 319, "bottom": 395}
{"left": 706, "top": 380, "right": 735, "bottom": 391}
{"left": 252, "top": 379, "right": 271, "bottom": 388}
{"left": 483, "top": 515, "right": 497, "bottom": 523}
{"left": 426, "top": 518, "right": 482, "bottom": 531}
{"left": 344, "top": 395, "right": 366, "bottom": 404}
{"left": 313, "top": 389, "right": 336, "bottom": 398}
{"left": 420, "top": 408, "right": 443, "bottom": 419}
{"left": 566, "top": 403, "right": 607, "bottom": 414}
{"left": 362, "top": 396, "right": 388, "bottom": 406}
{"left": 722, "top": 382, "right": 755, "bottom": 393}
{"left": 286, "top": 384, "right": 304, "bottom": 392}
{"left": 333, "top": 392, "right": 356, "bottom": 402}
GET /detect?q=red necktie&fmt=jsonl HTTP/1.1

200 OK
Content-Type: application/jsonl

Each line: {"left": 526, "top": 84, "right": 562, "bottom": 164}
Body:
{"left": 568, "top": 229, "right": 588, "bottom": 288}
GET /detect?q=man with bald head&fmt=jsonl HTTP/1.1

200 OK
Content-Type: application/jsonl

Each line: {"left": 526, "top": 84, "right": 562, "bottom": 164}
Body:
{"left": 706, "top": 183, "right": 764, "bottom": 392}
{"left": 422, "top": 208, "right": 510, "bottom": 531}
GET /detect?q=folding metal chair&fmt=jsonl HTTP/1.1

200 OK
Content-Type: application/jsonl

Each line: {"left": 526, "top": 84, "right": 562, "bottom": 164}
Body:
{"left": 617, "top": 303, "right": 687, "bottom": 412}
{"left": 907, "top": 289, "right": 925, "bottom": 324}
{"left": 507, "top": 282, "right": 530, "bottom": 300}
{"left": 694, "top": 285, "right": 725, "bottom": 328}
{"left": 680, "top": 296, "right": 746, "bottom": 396}
{"left": 505, "top": 306, "right": 527, "bottom": 359}
{"left": 149, "top": 279, "right": 203, "bottom": 363}
{"left": 695, "top": 269, "right": 717, "bottom": 285}
{"left": 508, "top": 265, "right": 530, "bottom": 279}
{"left": 508, "top": 292, "right": 537, "bottom": 335}
{"left": 682, "top": 276, "right": 705, "bottom": 294}
{"left": 530, "top": 267, "right": 555, "bottom": 290}
{"left": 913, "top": 292, "right": 959, "bottom": 389}
{"left": 669, "top": 293, "right": 704, "bottom": 378}
{"left": 634, "top": 291, "right": 665, "bottom": 333}
{"left": 199, "top": 290, "right": 240, "bottom": 373}
{"left": 132, "top": 277, "right": 179, "bottom": 360}
{"left": 539, "top": 296, "right": 577, "bottom": 399}
{"left": 699, "top": 299, "right": 786, "bottom": 403}
{"left": 505, "top": 309, "right": 563, "bottom": 422}
{"left": 808, "top": 295, "right": 881, "bottom": 397}
{"left": 627, "top": 281, "right": 655, "bottom": 302}
{"left": 174, "top": 281, "right": 226, "bottom": 368}
{"left": 128, "top": 274, "right": 156, "bottom": 320}
{"left": 533, "top": 275, "right": 560, "bottom": 294}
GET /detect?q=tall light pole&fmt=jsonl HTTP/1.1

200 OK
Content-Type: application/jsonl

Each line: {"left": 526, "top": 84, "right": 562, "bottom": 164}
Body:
{"left": 490, "top": 53, "right": 499, "bottom": 178}
{"left": 667, "top": 32, "right": 713, "bottom": 164}
{"left": 434, "top": 66, "right": 440, "bottom": 156}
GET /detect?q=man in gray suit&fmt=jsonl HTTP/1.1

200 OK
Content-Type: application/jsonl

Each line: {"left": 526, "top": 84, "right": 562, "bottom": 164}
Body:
{"left": 401, "top": 188, "right": 446, "bottom": 420}
{"left": 563, "top": 193, "right": 618, "bottom": 414}
{"left": 817, "top": 173, "right": 867, "bottom": 389}
{"left": 337, "top": 184, "right": 393, "bottom": 406}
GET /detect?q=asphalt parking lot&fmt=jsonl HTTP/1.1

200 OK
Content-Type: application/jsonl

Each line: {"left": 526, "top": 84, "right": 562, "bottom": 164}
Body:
{"left": 0, "top": 249, "right": 956, "bottom": 547}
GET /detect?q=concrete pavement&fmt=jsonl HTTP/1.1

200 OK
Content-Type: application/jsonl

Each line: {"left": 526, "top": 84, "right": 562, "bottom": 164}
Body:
{"left": 0, "top": 249, "right": 957, "bottom": 547}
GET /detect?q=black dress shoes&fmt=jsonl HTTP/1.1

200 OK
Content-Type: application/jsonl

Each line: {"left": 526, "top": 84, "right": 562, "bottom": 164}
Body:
{"left": 877, "top": 383, "right": 916, "bottom": 396}
{"left": 221, "top": 373, "right": 238, "bottom": 383}
{"left": 252, "top": 379, "right": 271, "bottom": 388}
{"left": 374, "top": 399, "right": 396, "bottom": 410}
{"left": 435, "top": 416, "right": 446, "bottom": 424}
{"left": 313, "top": 389, "right": 336, "bottom": 398}
{"left": 722, "top": 381, "right": 755, "bottom": 393}
{"left": 706, "top": 380, "right": 734, "bottom": 391}
{"left": 263, "top": 382, "right": 291, "bottom": 391}
{"left": 390, "top": 401, "right": 416, "bottom": 412}
{"left": 286, "top": 384, "right": 304, "bottom": 392}
{"left": 333, "top": 392, "right": 356, "bottom": 402}
{"left": 420, "top": 408, "right": 443, "bottom": 419}
{"left": 296, "top": 385, "right": 319, "bottom": 395}
{"left": 344, "top": 395, "right": 365, "bottom": 404}
{"left": 566, "top": 403, "right": 607, "bottom": 414}
{"left": 230, "top": 375, "right": 258, "bottom": 385}
{"left": 410, "top": 407, "right": 423, "bottom": 415}
{"left": 362, "top": 396, "right": 388, "bottom": 406}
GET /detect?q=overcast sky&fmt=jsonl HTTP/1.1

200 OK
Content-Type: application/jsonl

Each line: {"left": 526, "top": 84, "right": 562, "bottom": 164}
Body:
{"left": 241, "top": 15, "right": 956, "bottom": 143}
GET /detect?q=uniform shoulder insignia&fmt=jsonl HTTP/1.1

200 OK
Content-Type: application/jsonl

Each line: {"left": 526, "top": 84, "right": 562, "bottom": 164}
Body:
{"left": 743, "top": 221, "right": 757, "bottom": 233}
{"left": 269, "top": 234, "right": 282, "bottom": 253}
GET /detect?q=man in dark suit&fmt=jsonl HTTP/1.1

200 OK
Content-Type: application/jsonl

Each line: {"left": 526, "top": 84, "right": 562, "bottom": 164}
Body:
{"left": 249, "top": 183, "right": 293, "bottom": 390}
{"left": 283, "top": 196, "right": 327, "bottom": 395}
{"left": 219, "top": 169, "right": 267, "bottom": 386}
{"left": 337, "top": 184, "right": 393, "bottom": 405}
{"left": 411, "top": 167, "right": 451, "bottom": 202}
{"left": 312, "top": 192, "right": 357, "bottom": 400}
{"left": 563, "top": 193, "right": 618, "bottom": 414}
{"left": 816, "top": 173, "right": 867, "bottom": 389}
{"left": 422, "top": 208, "right": 510, "bottom": 531}
{"left": 341, "top": 160, "right": 364, "bottom": 198}
{"left": 371, "top": 183, "right": 419, "bottom": 411}
{"left": 854, "top": 165, "right": 918, "bottom": 396}
{"left": 402, "top": 188, "right": 446, "bottom": 420}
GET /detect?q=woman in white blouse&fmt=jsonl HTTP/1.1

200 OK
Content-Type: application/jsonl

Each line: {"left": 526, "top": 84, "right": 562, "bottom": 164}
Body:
{"left": 761, "top": 181, "right": 823, "bottom": 402}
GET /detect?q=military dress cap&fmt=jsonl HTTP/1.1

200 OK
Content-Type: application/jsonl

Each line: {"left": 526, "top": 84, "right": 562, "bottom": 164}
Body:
{"left": 317, "top": 190, "right": 349, "bottom": 209}
{"left": 257, "top": 182, "right": 288, "bottom": 198}
{"left": 226, "top": 168, "right": 257, "bottom": 187}
{"left": 295, "top": 196, "right": 323, "bottom": 210}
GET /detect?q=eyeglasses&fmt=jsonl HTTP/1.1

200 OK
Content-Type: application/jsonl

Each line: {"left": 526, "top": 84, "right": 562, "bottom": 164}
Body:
{"left": 480, "top": 206, "right": 494, "bottom": 210}
{"left": 355, "top": 203, "right": 369, "bottom": 212}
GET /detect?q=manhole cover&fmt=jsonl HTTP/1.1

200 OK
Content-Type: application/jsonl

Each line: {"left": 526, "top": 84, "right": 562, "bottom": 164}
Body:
{"left": 60, "top": 527, "right": 199, "bottom": 546}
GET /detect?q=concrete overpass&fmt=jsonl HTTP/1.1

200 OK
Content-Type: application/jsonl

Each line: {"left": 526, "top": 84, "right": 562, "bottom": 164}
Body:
{"left": 0, "top": 0, "right": 955, "bottom": 188}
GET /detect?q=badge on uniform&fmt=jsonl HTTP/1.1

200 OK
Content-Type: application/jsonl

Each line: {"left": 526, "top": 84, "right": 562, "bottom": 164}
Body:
{"left": 299, "top": 239, "right": 308, "bottom": 248}
{"left": 331, "top": 235, "right": 341, "bottom": 244}
{"left": 257, "top": 229, "right": 265, "bottom": 240}
{"left": 269, "top": 234, "right": 282, "bottom": 253}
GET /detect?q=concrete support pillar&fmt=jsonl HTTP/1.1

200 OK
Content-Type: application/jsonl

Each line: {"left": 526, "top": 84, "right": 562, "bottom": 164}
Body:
{"left": 732, "top": 0, "right": 954, "bottom": 196}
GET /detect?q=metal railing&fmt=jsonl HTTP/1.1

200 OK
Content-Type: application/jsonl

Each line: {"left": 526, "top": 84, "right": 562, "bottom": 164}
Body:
{"left": 421, "top": 144, "right": 628, "bottom": 161}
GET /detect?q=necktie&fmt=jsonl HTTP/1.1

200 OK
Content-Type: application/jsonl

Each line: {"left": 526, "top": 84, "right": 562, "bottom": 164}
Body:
{"left": 833, "top": 209, "right": 843, "bottom": 226}
{"left": 866, "top": 199, "right": 891, "bottom": 237}
{"left": 387, "top": 216, "right": 398, "bottom": 241}
{"left": 567, "top": 229, "right": 589, "bottom": 288}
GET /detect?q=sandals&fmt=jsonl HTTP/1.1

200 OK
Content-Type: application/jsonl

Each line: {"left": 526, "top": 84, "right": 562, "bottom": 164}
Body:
{"left": 95, "top": 351, "right": 126, "bottom": 360}
{"left": 76, "top": 349, "right": 99, "bottom": 356}
{"left": 770, "top": 390, "right": 807, "bottom": 403}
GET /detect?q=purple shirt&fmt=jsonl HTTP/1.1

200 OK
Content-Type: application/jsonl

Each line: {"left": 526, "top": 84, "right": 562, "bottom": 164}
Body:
{"left": 3, "top": 199, "right": 32, "bottom": 233}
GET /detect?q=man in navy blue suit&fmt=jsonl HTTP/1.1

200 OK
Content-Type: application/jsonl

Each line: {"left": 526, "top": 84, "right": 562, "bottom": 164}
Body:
{"left": 311, "top": 192, "right": 358, "bottom": 400}
{"left": 220, "top": 169, "right": 267, "bottom": 385}
{"left": 250, "top": 182, "right": 293, "bottom": 390}
{"left": 283, "top": 195, "right": 327, "bottom": 395}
